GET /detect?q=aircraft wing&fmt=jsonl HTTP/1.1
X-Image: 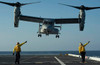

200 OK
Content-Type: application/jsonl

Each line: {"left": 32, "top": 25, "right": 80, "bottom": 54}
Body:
{"left": 55, "top": 18, "right": 79, "bottom": 24}
{"left": 19, "top": 15, "right": 44, "bottom": 23}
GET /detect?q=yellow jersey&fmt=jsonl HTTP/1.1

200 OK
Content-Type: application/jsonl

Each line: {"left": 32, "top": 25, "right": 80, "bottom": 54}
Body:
{"left": 13, "top": 42, "right": 26, "bottom": 53}
{"left": 79, "top": 42, "right": 89, "bottom": 53}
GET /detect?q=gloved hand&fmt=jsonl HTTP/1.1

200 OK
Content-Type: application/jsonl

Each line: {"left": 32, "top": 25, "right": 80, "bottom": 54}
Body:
{"left": 25, "top": 41, "right": 27, "bottom": 43}
{"left": 13, "top": 53, "right": 14, "bottom": 55}
{"left": 88, "top": 41, "right": 90, "bottom": 43}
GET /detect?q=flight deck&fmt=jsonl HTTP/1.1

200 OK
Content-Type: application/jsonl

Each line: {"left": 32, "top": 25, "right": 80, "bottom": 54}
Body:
{"left": 0, "top": 54, "right": 100, "bottom": 65}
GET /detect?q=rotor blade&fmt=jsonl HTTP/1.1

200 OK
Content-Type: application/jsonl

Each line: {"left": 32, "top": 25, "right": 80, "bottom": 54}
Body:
{"left": 59, "top": 3, "right": 81, "bottom": 9}
{"left": 0, "top": 1, "right": 15, "bottom": 6}
{"left": 85, "top": 7, "right": 100, "bottom": 10}
{"left": 21, "top": 1, "right": 41, "bottom": 6}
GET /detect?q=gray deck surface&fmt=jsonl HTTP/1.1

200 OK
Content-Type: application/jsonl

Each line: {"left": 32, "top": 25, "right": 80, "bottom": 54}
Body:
{"left": 0, "top": 55, "right": 100, "bottom": 65}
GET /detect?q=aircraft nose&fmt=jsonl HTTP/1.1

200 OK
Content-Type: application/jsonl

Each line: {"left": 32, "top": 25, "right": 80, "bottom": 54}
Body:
{"left": 44, "top": 27, "right": 51, "bottom": 33}
{"left": 44, "top": 26, "right": 51, "bottom": 30}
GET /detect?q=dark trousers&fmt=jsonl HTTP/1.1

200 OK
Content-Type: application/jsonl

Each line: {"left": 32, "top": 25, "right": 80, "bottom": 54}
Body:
{"left": 15, "top": 52, "right": 20, "bottom": 64}
{"left": 80, "top": 52, "right": 86, "bottom": 62}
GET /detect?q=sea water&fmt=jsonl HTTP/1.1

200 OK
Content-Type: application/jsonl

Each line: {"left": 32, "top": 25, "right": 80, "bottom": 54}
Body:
{"left": 0, "top": 51, "right": 100, "bottom": 57}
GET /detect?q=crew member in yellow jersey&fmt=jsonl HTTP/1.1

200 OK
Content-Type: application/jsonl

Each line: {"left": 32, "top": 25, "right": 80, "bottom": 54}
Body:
{"left": 79, "top": 41, "right": 90, "bottom": 63}
{"left": 13, "top": 41, "right": 27, "bottom": 64}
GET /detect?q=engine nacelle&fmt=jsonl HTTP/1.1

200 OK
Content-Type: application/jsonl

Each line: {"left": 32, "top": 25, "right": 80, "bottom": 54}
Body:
{"left": 79, "top": 21, "right": 84, "bottom": 31}
{"left": 14, "top": 16, "right": 19, "bottom": 27}
{"left": 78, "top": 18, "right": 84, "bottom": 31}
{"left": 78, "top": 10, "right": 85, "bottom": 31}
{"left": 14, "top": 7, "right": 21, "bottom": 27}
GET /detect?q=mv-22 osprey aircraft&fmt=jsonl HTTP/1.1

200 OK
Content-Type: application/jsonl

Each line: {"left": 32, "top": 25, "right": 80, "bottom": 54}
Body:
{"left": 0, "top": 1, "right": 100, "bottom": 38}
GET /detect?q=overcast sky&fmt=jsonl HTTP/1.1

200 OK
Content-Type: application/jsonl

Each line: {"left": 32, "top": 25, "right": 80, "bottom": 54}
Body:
{"left": 0, "top": 0, "right": 100, "bottom": 51}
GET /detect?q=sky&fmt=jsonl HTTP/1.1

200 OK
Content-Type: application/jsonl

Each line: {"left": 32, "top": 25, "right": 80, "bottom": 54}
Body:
{"left": 0, "top": 0, "right": 100, "bottom": 51}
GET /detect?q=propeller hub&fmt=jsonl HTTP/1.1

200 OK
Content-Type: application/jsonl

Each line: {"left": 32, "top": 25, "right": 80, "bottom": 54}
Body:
{"left": 16, "top": 2, "right": 21, "bottom": 7}
{"left": 80, "top": 5, "right": 85, "bottom": 10}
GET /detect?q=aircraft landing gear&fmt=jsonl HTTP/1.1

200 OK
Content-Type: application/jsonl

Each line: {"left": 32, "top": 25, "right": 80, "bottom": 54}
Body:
{"left": 46, "top": 33, "right": 49, "bottom": 36}
{"left": 56, "top": 35, "right": 59, "bottom": 38}
{"left": 38, "top": 34, "right": 42, "bottom": 37}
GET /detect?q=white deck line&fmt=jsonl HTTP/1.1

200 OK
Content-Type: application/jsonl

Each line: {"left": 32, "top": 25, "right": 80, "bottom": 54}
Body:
{"left": 54, "top": 56, "right": 66, "bottom": 65}
{"left": 89, "top": 57, "right": 100, "bottom": 62}
{"left": 68, "top": 54, "right": 80, "bottom": 57}
{"left": 68, "top": 54, "right": 100, "bottom": 62}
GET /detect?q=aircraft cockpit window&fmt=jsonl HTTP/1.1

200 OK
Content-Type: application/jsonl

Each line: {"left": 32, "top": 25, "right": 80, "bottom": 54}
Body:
{"left": 43, "top": 21, "right": 54, "bottom": 25}
{"left": 49, "top": 22, "right": 53, "bottom": 25}
{"left": 45, "top": 22, "right": 48, "bottom": 24}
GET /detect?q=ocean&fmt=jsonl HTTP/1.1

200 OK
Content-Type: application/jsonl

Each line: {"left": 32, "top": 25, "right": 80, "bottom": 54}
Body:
{"left": 0, "top": 51, "right": 100, "bottom": 57}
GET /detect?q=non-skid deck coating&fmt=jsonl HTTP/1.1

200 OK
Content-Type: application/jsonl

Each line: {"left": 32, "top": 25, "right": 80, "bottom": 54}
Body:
{"left": 0, "top": 55, "right": 100, "bottom": 65}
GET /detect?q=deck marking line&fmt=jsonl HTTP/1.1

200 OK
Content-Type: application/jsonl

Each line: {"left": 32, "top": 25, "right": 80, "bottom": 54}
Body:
{"left": 35, "top": 62, "right": 43, "bottom": 64}
{"left": 21, "top": 56, "right": 36, "bottom": 62}
{"left": 54, "top": 56, "right": 66, "bottom": 65}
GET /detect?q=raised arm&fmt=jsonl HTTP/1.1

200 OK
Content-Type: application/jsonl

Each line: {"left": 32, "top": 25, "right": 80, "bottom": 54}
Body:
{"left": 83, "top": 41, "right": 90, "bottom": 47}
{"left": 19, "top": 41, "right": 27, "bottom": 46}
